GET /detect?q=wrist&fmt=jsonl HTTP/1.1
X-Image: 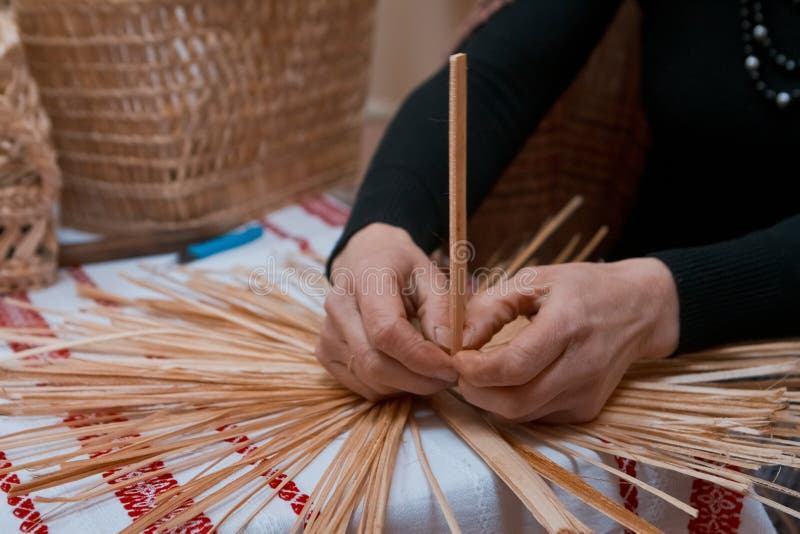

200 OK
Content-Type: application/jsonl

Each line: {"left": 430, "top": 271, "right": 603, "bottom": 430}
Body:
{"left": 619, "top": 258, "right": 680, "bottom": 359}
{"left": 332, "top": 223, "right": 414, "bottom": 272}
{"left": 641, "top": 258, "right": 680, "bottom": 358}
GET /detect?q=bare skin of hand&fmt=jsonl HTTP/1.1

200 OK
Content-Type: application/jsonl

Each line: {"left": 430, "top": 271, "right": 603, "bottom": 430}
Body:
{"left": 315, "top": 223, "right": 457, "bottom": 401}
{"left": 453, "top": 259, "right": 680, "bottom": 423}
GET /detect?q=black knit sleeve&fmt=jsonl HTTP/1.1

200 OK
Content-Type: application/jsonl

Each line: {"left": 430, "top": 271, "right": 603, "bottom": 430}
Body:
{"left": 328, "top": 0, "right": 623, "bottom": 271}
{"left": 651, "top": 214, "right": 800, "bottom": 353}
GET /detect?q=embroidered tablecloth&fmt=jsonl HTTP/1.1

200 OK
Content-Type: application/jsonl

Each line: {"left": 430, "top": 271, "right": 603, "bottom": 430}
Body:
{"left": 0, "top": 194, "right": 776, "bottom": 533}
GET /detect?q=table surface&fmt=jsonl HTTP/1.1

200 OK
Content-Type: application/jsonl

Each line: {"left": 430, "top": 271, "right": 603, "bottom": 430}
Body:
{"left": 0, "top": 194, "right": 776, "bottom": 534}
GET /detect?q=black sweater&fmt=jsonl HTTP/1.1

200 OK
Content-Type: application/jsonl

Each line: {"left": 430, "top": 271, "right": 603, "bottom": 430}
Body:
{"left": 330, "top": 0, "right": 800, "bottom": 353}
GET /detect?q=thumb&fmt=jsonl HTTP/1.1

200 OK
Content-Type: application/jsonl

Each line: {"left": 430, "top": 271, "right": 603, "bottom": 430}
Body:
{"left": 462, "top": 272, "right": 550, "bottom": 349}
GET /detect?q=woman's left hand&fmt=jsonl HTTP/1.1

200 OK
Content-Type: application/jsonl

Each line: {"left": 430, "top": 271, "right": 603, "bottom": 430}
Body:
{"left": 453, "top": 258, "right": 680, "bottom": 423}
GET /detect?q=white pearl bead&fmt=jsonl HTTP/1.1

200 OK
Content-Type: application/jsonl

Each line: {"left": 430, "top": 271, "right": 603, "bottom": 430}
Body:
{"left": 753, "top": 24, "right": 768, "bottom": 41}
{"left": 776, "top": 91, "right": 791, "bottom": 108}
{"left": 745, "top": 55, "right": 760, "bottom": 70}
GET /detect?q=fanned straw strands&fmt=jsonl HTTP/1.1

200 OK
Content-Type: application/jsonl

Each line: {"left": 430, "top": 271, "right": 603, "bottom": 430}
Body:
{"left": 0, "top": 198, "right": 799, "bottom": 532}
{"left": 0, "top": 199, "right": 794, "bottom": 532}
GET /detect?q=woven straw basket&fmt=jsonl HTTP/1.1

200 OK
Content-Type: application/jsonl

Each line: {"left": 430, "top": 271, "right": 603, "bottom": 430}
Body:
{"left": 0, "top": 10, "right": 60, "bottom": 293}
{"left": 13, "top": 0, "right": 375, "bottom": 235}
{"left": 466, "top": 0, "right": 648, "bottom": 266}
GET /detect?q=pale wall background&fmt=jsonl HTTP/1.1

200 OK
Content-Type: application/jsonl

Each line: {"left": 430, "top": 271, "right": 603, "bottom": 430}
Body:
{"left": 366, "top": 0, "right": 477, "bottom": 120}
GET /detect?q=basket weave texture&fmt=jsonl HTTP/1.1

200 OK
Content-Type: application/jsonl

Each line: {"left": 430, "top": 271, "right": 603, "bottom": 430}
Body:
{"left": 466, "top": 0, "right": 648, "bottom": 266}
{"left": 0, "top": 10, "right": 60, "bottom": 293}
{"left": 13, "top": 0, "right": 375, "bottom": 234}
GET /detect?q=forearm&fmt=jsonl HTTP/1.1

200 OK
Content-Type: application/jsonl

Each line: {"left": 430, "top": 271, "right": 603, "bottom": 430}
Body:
{"left": 329, "top": 0, "right": 623, "bottom": 269}
{"left": 651, "top": 214, "right": 800, "bottom": 353}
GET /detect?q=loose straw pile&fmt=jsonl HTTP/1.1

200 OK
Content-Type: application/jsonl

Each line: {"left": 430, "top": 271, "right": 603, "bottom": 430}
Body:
{"left": 0, "top": 205, "right": 798, "bottom": 532}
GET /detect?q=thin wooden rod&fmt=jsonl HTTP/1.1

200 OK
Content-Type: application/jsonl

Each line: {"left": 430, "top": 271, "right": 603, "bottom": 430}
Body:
{"left": 506, "top": 196, "right": 584, "bottom": 276}
{"left": 409, "top": 414, "right": 461, "bottom": 533}
{"left": 573, "top": 225, "right": 608, "bottom": 262}
{"left": 449, "top": 53, "right": 467, "bottom": 355}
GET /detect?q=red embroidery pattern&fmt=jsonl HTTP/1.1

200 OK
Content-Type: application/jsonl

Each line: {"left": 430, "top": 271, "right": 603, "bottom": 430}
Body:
{"left": 299, "top": 196, "right": 349, "bottom": 227}
{"left": 64, "top": 414, "right": 214, "bottom": 534}
{"left": 260, "top": 218, "right": 311, "bottom": 252}
{"left": 216, "top": 424, "right": 312, "bottom": 516}
{"left": 615, "top": 456, "right": 639, "bottom": 534}
{"left": 688, "top": 471, "right": 744, "bottom": 534}
{"left": 62, "top": 269, "right": 215, "bottom": 533}
{"left": 0, "top": 452, "right": 48, "bottom": 534}
{"left": 0, "top": 296, "right": 52, "bottom": 533}
{"left": 0, "top": 295, "right": 68, "bottom": 361}
{"left": 72, "top": 267, "right": 313, "bottom": 522}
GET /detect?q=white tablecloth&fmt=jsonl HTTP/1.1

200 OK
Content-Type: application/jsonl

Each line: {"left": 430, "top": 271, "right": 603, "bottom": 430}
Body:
{"left": 0, "top": 194, "right": 775, "bottom": 533}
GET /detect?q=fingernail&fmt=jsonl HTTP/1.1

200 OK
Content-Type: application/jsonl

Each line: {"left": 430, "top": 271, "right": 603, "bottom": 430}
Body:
{"left": 462, "top": 324, "right": 476, "bottom": 347}
{"left": 434, "top": 326, "right": 451, "bottom": 350}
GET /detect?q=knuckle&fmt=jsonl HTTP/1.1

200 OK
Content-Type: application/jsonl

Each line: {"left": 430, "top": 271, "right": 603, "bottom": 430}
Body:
{"left": 570, "top": 406, "right": 600, "bottom": 423}
{"left": 361, "top": 390, "right": 384, "bottom": 403}
{"left": 496, "top": 344, "right": 532, "bottom": 383}
{"left": 359, "top": 352, "right": 385, "bottom": 382}
{"left": 409, "top": 380, "right": 446, "bottom": 397}
{"left": 313, "top": 344, "right": 330, "bottom": 363}
{"left": 494, "top": 395, "right": 526, "bottom": 420}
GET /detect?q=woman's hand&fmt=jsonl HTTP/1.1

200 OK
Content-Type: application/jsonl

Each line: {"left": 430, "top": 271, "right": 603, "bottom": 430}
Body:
{"left": 315, "top": 223, "right": 457, "bottom": 401}
{"left": 453, "top": 258, "right": 679, "bottom": 423}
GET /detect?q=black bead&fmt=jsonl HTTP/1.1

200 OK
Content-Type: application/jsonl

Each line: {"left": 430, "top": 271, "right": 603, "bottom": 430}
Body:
{"left": 765, "top": 89, "right": 776, "bottom": 99}
{"left": 756, "top": 81, "right": 767, "bottom": 91}
{"left": 763, "top": 37, "right": 772, "bottom": 47}
{"left": 751, "top": 70, "right": 760, "bottom": 79}
{"left": 740, "top": 7, "right": 749, "bottom": 16}
{"left": 793, "top": 89, "right": 800, "bottom": 98}
{"left": 743, "top": 33, "right": 752, "bottom": 42}
{"left": 744, "top": 44, "right": 754, "bottom": 54}
{"left": 742, "top": 20, "right": 751, "bottom": 30}
{"left": 754, "top": 12, "right": 764, "bottom": 22}
{"left": 777, "top": 54, "right": 787, "bottom": 65}
{"left": 769, "top": 48, "right": 778, "bottom": 57}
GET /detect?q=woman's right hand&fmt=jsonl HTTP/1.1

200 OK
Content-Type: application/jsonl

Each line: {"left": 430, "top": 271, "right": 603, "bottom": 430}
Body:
{"left": 315, "top": 223, "right": 458, "bottom": 400}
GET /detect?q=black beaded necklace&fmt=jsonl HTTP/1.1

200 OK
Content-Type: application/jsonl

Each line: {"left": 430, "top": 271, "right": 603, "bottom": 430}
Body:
{"left": 740, "top": 0, "right": 799, "bottom": 108}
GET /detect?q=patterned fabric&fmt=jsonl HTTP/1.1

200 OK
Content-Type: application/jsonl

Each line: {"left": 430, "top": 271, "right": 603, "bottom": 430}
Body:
{"left": 0, "top": 195, "right": 777, "bottom": 533}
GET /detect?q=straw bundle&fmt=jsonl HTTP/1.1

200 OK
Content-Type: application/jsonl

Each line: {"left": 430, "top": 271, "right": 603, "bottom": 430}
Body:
{"left": 0, "top": 199, "right": 798, "bottom": 532}
{"left": 0, "top": 9, "right": 60, "bottom": 293}
{"left": 12, "top": 0, "right": 374, "bottom": 235}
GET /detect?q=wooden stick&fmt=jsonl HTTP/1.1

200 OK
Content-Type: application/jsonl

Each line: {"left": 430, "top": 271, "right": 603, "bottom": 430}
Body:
{"left": 572, "top": 225, "right": 608, "bottom": 262}
{"left": 449, "top": 53, "right": 467, "bottom": 355}
{"left": 552, "top": 234, "right": 581, "bottom": 265}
